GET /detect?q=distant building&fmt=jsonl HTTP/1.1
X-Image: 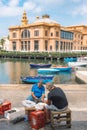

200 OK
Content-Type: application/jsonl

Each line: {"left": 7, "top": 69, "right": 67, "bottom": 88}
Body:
{"left": 8, "top": 11, "right": 87, "bottom": 52}
{"left": 3, "top": 36, "right": 10, "bottom": 51}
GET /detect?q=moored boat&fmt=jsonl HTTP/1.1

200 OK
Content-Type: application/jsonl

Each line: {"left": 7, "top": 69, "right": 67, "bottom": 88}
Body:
{"left": 21, "top": 75, "right": 54, "bottom": 84}
{"left": 64, "top": 57, "right": 77, "bottom": 63}
{"left": 37, "top": 68, "right": 60, "bottom": 75}
{"left": 77, "top": 56, "right": 87, "bottom": 62}
{"left": 52, "top": 66, "right": 72, "bottom": 72}
{"left": 68, "top": 61, "right": 87, "bottom": 67}
{"left": 30, "top": 63, "right": 51, "bottom": 68}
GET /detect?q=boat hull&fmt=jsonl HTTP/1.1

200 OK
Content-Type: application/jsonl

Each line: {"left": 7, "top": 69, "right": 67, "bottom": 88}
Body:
{"left": 21, "top": 75, "right": 54, "bottom": 84}
{"left": 64, "top": 57, "right": 77, "bottom": 63}
{"left": 38, "top": 68, "right": 60, "bottom": 74}
{"left": 52, "top": 67, "right": 72, "bottom": 72}
{"left": 30, "top": 63, "right": 51, "bottom": 68}
{"left": 68, "top": 62, "right": 87, "bottom": 67}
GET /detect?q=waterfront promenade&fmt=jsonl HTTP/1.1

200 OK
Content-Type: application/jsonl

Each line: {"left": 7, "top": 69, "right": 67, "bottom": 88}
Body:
{"left": 0, "top": 84, "right": 87, "bottom": 130}
{"left": 76, "top": 70, "right": 87, "bottom": 84}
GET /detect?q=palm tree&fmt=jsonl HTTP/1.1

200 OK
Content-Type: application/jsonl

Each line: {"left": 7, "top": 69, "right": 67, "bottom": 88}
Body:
{"left": 7, "top": 35, "right": 9, "bottom": 40}
{"left": 0, "top": 38, "right": 5, "bottom": 49}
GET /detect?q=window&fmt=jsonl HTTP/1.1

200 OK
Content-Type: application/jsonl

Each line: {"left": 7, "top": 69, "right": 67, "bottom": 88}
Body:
{"left": 81, "top": 36, "right": 83, "bottom": 40}
{"left": 28, "top": 41, "right": 30, "bottom": 50}
{"left": 50, "top": 45, "right": 52, "bottom": 51}
{"left": 78, "top": 34, "right": 80, "bottom": 39}
{"left": 55, "top": 41, "right": 59, "bottom": 51}
{"left": 12, "top": 42, "right": 16, "bottom": 50}
{"left": 60, "top": 30, "right": 73, "bottom": 40}
{"left": 21, "top": 41, "right": 23, "bottom": 50}
{"left": 34, "top": 40, "right": 39, "bottom": 50}
{"left": 51, "top": 32, "right": 53, "bottom": 36}
{"left": 13, "top": 32, "right": 16, "bottom": 38}
{"left": 60, "top": 41, "right": 63, "bottom": 50}
{"left": 45, "top": 30, "right": 48, "bottom": 36}
{"left": 63, "top": 42, "right": 65, "bottom": 50}
{"left": 25, "top": 41, "right": 27, "bottom": 50}
{"left": 56, "top": 32, "right": 59, "bottom": 37}
{"left": 21, "top": 29, "right": 30, "bottom": 38}
{"left": 71, "top": 43, "right": 73, "bottom": 50}
{"left": 45, "top": 40, "right": 48, "bottom": 51}
{"left": 34, "top": 30, "right": 39, "bottom": 36}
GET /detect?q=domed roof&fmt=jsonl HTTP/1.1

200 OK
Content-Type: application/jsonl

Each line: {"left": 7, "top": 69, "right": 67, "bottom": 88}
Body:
{"left": 33, "top": 15, "right": 59, "bottom": 25}
{"left": 33, "top": 18, "right": 58, "bottom": 24}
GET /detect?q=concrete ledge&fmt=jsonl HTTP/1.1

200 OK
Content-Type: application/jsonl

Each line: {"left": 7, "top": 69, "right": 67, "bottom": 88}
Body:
{"left": 75, "top": 71, "right": 87, "bottom": 84}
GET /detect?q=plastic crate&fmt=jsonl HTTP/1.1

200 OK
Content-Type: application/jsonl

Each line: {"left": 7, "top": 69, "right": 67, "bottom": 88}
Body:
{"left": 4, "top": 107, "right": 25, "bottom": 120}
{"left": 30, "top": 110, "right": 45, "bottom": 129}
{"left": 2, "top": 102, "right": 11, "bottom": 111}
{"left": 0, "top": 102, "right": 11, "bottom": 115}
{"left": 0, "top": 106, "right": 4, "bottom": 115}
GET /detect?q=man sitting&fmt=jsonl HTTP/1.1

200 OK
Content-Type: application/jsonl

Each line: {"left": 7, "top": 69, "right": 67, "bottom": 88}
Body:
{"left": 44, "top": 82, "right": 68, "bottom": 123}
{"left": 26, "top": 80, "right": 45, "bottom": 103}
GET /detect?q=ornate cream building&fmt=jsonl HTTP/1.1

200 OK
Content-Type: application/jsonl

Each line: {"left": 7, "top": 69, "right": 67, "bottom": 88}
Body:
{"left": 9, "top": 11, "right": 87, "bottom": 52}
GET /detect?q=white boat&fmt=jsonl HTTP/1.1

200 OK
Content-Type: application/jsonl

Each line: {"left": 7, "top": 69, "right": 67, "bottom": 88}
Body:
{"left": 68, "top": 61, "right": 87, "bottom": 67}
{"left": 77, "top": 57, "right": 87, "bottom": 62}
{"left": 68, "top": 56, "right": 87, "bottom": 67}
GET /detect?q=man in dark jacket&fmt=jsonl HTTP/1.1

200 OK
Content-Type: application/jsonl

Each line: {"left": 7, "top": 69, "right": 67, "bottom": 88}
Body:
{"left": 44, "top": 82, "right": 68, "bottom": 122}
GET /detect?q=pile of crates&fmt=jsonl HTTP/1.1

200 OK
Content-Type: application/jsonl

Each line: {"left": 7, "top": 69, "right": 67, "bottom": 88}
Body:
{"left": 50, "top": 108, "right": 71, "bottom": 129}
{"left": 30, "top": 110, "right": 46, "bottom": 130}
{"left": 0, "top": 101, "right": 11, "bottom": 115}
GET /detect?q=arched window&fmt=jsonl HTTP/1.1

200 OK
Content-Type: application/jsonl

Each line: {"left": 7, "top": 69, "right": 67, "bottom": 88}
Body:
{"left": 21, "top": 30, "right": 30, "bottom": 38}
{"left": 12, "top": 41, "right": 16, "bottom": 51}
{"left": 55, "top": 41, "right": 59, "bottom": 51}
{"left": 45, "top": 40, "right": 48, "bottom": 51}
{"left": 34, "top": 40, "right": 39, "bottom": 51}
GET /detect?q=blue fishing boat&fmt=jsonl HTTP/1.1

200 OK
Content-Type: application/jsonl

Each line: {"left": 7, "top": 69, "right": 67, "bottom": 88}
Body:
{"left": 30, "top": 63, "right": 51, "bottom": 68}
{"left": 52, "top": 66, "right": 72, "bottom": 72}
{"left": 38, "top": 68, "right": 60, "bottom": 75}
{"left": 21, "top": 75, "right": 54, "bottom": 84}
{"left": 64, "top": 57, "right": 77, "bottom": 63}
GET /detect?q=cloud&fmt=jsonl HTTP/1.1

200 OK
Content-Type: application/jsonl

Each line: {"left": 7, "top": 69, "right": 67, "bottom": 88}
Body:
{"left": 0, "top": 0, "right": 43, "bottom": 17}
{"left": 72, "top": 4, "right": 87, "bottom": 16}
{"left": 34, "top": 0, "right": 64, "bottom": 5}
{"left": 23, "top": 1, "right": 36, "bottom": 10}
{"left": 34, "top": 7, "right": 43, "bottom": 13}
{"left": 71, "top": 0, "right": 81, "bottom": 3}
{"left": 0, "top": 6, "right": 22, "bottom": 17}
{"left": 8, "top": 0, "right": 20, "bottom": 7}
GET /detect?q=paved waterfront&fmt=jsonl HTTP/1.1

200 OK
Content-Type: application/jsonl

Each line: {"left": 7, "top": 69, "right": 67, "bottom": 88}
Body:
{"left": 76, "top": 71, "right": 87, "bottom": 84}
{"left": 0, "top": 84, "right": 87, "bottom": 130}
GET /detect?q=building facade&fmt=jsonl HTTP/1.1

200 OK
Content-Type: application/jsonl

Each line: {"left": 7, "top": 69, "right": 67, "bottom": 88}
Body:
{"left": 3, "top": 36, "right": 10, "bottom": 51}
{"left": 8, "top": 11, "right": 87, "bottom": 52}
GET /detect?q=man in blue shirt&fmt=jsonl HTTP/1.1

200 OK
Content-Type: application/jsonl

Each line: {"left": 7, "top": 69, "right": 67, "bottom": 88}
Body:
{"left": 26, "top": 80, "right": 45, "bottom": 103}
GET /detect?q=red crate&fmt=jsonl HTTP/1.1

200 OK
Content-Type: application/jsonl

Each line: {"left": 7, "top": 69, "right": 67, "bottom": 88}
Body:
{"left": 0, "top": 102, "right": 11, "bottom": 115}
{"left": 2, "top": 102, "right": 11, "bottom": 111}
{"left": 0, "top": 106, "right": 4, "bottom": 115}
{"left": 30, "top": 110, "right": 45, "bottom": 129}
{"left": 27, "top": 110, "right": 35, "bottom": 121}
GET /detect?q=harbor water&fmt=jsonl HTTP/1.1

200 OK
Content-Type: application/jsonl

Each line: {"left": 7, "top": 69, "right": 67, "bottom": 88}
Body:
{"left": 0, "top": 59, "right": 76, "bottom": 84}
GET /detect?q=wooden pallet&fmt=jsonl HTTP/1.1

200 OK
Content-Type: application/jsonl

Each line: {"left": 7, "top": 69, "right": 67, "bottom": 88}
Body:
{"left": 50, "top": 108, "right": 71, "bottom": 129}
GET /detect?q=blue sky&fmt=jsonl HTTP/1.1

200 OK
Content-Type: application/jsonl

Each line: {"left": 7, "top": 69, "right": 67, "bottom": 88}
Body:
{"left": 0, "top": 0, "right": 87, "bottom": 38}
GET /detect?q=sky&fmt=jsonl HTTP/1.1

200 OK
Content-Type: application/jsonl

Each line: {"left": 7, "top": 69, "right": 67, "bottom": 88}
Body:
{"left": 0, "top": 0, "right": 87, "bottom": 38}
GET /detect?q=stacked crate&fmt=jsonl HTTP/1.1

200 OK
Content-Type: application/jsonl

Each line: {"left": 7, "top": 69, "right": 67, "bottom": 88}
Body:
{"left": 0, "top": 102, "right": 11, "bottom": 115}
{"left": 30, "top": 110, "right": 45, "bottom": 130}
{"left": 50, "top": 108, "right": 71, "bottom": 129}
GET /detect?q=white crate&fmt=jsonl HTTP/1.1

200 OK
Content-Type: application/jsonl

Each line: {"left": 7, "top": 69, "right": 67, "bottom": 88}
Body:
{"left": 4, "top": 107, "right": 25, "bottom": 120}
{"left": 32, "top": 128, "right": 44, "bottom": 130}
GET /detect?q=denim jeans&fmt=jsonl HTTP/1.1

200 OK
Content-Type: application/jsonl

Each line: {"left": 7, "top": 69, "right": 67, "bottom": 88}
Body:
{"left": 26, "top": 95, "right": 34, "bottom": 101}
